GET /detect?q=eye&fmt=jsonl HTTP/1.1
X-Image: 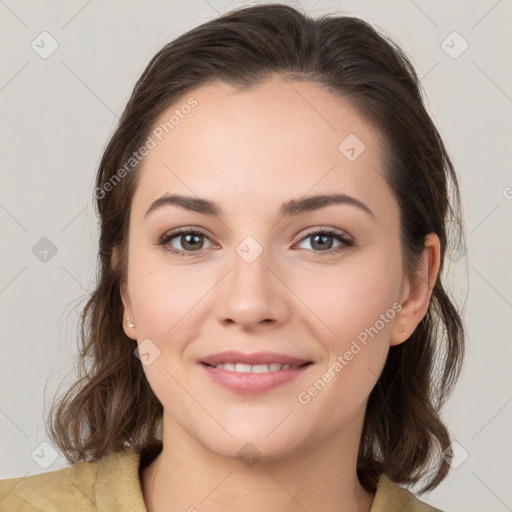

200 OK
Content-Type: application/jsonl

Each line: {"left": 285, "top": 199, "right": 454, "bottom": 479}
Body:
{"left": 294, "top": 228, "right": 353, "bottom": 256}
{"left": 157, "top": 227, "right": 353, "bottom": 258}
{"left": 158, "top": 227, "right": 213, "bottom": 257}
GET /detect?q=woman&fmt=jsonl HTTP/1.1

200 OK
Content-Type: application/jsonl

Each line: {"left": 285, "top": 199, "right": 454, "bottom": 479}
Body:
{"left": 0, "top": 3, "right": 465, "bottom": 511}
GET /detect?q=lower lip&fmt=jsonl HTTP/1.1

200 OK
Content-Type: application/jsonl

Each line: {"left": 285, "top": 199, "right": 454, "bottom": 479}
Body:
{"left": 200, "top": 363, "right": 312, "bottom": 393}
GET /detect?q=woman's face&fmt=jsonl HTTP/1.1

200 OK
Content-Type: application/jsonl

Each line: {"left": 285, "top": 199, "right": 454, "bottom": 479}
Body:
{"left": 120, "top": 77, "right": 417, "bottom": 460}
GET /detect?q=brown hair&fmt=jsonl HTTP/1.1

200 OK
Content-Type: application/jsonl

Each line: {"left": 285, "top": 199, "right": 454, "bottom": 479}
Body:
{"left": 46, "top": 3, "right": 466, "bottom": 494}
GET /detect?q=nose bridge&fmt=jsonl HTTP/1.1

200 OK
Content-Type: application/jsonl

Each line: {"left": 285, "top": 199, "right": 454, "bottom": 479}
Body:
{"left": 218, "top": 231, "right": 287, "bottom": 326}
{"left": 231, "top": 233, "right": 274, "bottom": 299}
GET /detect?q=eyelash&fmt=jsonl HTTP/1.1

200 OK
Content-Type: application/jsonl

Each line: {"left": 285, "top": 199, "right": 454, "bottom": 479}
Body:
{"left": 157, "top": 226, "right": 354, "bottom": 258}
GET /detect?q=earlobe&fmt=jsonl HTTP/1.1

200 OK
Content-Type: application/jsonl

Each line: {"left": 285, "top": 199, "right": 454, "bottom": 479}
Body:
{"left": 390, "top": 233, "right": 441, "bottom": 346}
{"left": 120, "top": 279, "right": 137, "bottom": 339}
{"left": 114, "top": 248, "right": 137, "bottom": 340}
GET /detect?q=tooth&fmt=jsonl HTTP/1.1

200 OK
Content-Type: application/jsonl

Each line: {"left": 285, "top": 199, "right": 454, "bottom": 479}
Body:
{"left": 212, "top": 362, "right": 302, "bottom": 372}
{"left": 251, "top": 364, "right": 270, "bottom": 373}
{"left": 235, "top": 363, "right": 252, "bottom": 373}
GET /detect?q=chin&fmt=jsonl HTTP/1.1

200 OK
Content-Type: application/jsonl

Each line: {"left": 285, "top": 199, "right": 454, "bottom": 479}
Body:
{"left": 193, "top": 419, "right": 308, "bottom": 463}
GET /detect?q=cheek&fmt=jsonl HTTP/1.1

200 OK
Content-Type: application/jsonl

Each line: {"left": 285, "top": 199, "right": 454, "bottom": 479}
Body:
{"left": 292, "top": 254, "right": 401, "bottom": 343}
{"left": 127, "top": 244, "right": 203, "bottom": 339}
{"left": 292, "top": 254, "right": 401, "bottom": 394}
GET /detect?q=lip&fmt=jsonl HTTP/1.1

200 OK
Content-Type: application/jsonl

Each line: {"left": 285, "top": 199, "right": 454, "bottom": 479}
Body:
{"left": 200, "top": 350, "right": 312, "bottom": 367}
{"left": 200, "top": 362, "right": 313, "bottom": 393}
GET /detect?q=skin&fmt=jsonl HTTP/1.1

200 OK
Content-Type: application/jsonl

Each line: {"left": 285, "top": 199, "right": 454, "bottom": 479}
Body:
{"left": 117, "top": 77, "right": 441, "bottom": 512}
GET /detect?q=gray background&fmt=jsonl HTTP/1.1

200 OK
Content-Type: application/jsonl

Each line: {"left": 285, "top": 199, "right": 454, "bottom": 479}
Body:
{"left": 0, "top": 1, "right": 511, "bottom": 510}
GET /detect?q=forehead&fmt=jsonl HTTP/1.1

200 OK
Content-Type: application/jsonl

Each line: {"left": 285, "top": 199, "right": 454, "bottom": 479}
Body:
{"left": 131, "top": 77, "right": 395, "bottom": 221}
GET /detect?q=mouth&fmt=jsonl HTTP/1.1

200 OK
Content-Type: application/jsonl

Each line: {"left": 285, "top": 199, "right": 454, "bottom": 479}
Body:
{"left": 198, "top": 351, "right": 314, "bottom": 393}
{"left": 200, "top": 350, "right": 313, "bottom": 368}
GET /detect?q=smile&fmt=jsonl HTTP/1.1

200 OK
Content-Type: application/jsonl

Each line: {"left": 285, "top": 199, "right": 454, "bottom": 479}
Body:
{"left": 200, "top": 362, "right": 313, "bottom": 393}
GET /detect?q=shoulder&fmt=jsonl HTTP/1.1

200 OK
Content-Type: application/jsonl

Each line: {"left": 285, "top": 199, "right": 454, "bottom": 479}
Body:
{"left": 372, "top": 474, "right": 445, "bottom": 512}
{"left": 0, "top": 450, "right": 145, "bottom": 511}
{"left": 0, "top": 458, "right": 100, "bottom": 512}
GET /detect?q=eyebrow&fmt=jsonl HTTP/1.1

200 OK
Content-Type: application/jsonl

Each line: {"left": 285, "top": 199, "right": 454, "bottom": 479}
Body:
{"left": 144, "top": 192, "right": 376, "bottom": 220}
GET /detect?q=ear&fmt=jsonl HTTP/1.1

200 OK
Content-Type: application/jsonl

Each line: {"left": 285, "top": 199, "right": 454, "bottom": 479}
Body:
{"left": 112, "top": 247, "right": 137, "bottom": 340}
{"left": 390, "top": 233, "right": 441, "bottom": 346}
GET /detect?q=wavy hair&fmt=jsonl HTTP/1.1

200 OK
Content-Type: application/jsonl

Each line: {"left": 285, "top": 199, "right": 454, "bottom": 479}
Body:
{"left": 46, "top": 3, "right": 466, "bottom": 494}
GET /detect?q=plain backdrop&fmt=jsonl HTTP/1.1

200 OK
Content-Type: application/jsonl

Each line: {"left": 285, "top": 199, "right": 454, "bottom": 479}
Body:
{"left": 0, "top": 1, "right": 511, "bottom": 511}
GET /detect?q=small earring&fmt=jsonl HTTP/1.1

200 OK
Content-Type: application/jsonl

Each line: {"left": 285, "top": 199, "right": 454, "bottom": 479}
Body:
{"left": 400, "top": 330, "right": 406, "bottom": 335}
{"left": 126, "top": 317, "right": 135, "bottom": 328}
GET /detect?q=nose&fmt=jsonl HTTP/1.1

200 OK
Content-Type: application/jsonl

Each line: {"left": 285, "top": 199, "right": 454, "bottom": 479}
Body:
{"left": 216, "top": 243, "right": 291, "bottom": 330}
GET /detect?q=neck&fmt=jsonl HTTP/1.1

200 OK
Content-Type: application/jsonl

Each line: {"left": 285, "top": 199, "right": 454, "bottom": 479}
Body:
{"left": 141, "top": 412, "right": 375, "bottom": 512}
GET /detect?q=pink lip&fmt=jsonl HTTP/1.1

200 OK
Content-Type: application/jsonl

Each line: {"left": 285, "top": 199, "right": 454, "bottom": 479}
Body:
{"left": 200, "top": 363, "right": 313, "bottom": 393}
{"left": 200, "top": 350, "right": 312, "bottom": 367}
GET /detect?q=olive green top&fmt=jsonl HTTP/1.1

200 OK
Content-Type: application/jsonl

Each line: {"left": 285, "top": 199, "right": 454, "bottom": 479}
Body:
{"left": 0, "top": 449, "right": 443, "bottom": 511}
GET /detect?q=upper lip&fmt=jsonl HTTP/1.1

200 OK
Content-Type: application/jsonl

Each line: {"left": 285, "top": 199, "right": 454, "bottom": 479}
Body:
{"left": 200, "top": 351, "right": 312, "bottom": 367}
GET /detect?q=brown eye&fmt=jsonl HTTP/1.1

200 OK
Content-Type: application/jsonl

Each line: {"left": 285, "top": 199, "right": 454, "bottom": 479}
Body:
{"left": 296, "top": 229, "right": 353, "bottom": 256}
{"left": 175, "top": 232, "right": 204, "bottom": 251}
{"left": 158, "top": 228, "right": 213, "bottom": 256}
